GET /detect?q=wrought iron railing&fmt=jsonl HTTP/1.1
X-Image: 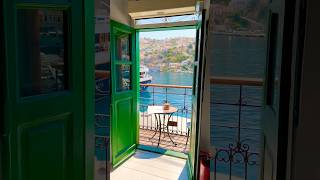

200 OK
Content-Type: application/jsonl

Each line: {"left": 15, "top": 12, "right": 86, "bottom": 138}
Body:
{"left": 210, "top": 76, "right": 263, "bottom": 180}
{"left": 139, "top": 84, "right": 192, "bottom": 136}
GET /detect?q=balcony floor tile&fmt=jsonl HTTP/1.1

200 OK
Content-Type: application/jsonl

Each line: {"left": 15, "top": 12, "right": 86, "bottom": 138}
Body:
{"left": 139, "top": 128, "right": 190, "bottom": 153}
{"left": 111, "top": 150, "right": 188, "bottom": 180}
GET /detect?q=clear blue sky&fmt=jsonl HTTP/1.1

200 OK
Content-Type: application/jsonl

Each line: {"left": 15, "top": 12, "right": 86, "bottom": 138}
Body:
{"left": 140, "top": 29, "right": 196, "bottom": 40}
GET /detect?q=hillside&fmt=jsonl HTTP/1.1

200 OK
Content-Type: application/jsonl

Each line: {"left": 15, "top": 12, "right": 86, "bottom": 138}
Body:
{"left": 140, "top": 37, "right": 195, "bottom": 73}
{"left": 211, "top": 0, "right": 268, "bottom": 35}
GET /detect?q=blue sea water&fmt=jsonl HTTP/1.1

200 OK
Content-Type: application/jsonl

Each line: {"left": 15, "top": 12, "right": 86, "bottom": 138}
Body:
{"left": 139, "top": 71, "right": 193, "bottom": 111}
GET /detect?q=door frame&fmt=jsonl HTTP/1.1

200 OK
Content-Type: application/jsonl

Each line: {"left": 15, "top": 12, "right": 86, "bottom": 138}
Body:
{"left": 1, "top": 0, "right": 4, "bottom": 178}
{"left": 284, "top": 0, "right": 307, "bottom": 179}
{"left": 262, "top": 0, "right": 301, "bottom": 179}
{"left": 136, "top": 25, "right": 197, "bottom": 153}
{"left": 84, "top": 0, "right": 95, "bottom": 179}
{"left": 136, "top": 24, "right": 203, "bottom": 179}
{"left": 188, "top": 10, "right": 207, "bottom": 179}
{"left": 273, "top": 1, "right": 296, "bottom": 178}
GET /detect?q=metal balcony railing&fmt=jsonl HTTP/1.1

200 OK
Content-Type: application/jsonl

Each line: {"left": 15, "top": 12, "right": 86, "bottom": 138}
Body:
{"left": 139, "top": 84, "right": 192, "bottom": 136}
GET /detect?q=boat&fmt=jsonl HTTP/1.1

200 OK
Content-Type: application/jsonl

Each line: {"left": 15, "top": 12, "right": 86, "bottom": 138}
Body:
{"left": 140, "top": 65, "right": 152, "bottom": 88}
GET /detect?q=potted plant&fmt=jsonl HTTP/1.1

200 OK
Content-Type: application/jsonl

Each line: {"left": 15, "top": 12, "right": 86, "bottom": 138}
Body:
{"left": 163, "top": 100, "right": 170, "bottom": 110}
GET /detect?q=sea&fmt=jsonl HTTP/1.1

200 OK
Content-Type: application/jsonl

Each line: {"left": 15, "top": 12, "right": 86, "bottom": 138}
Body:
{"left": 140, "top": 35, "right": 267, "bottom": 179}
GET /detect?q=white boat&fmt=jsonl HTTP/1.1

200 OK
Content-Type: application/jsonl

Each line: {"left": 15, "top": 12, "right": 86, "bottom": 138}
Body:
{"left": 140, "top": 65, "right": 152, "bottom": 86}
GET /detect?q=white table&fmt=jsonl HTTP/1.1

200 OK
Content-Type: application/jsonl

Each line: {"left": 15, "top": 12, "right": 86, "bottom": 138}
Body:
{"left": 147, "top": 105, "right": 178, "bottom": 147}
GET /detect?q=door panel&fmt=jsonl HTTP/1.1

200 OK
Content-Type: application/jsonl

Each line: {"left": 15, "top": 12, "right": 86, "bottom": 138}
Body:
{"left": 262, "top": 0, "right": 294, "bottom": 179}
{"left": 115, "top": 98, "right": 133, "bottom": 156}
{"left": 189, "top": 9, "right": 206, "bottom": 179}
{"left": 2, "top": 0, "right": 93, "bottom": 180}
{"left": 111, "top": 20, "right": 138, "bottom": 167}
{"left": 19, "top": 114, "right": 70, "bottom": 180}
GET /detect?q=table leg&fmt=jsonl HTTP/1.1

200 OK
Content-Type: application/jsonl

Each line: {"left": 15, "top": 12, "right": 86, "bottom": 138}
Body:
{"left": 149, "top": 114, "right": 159, "bottom": 140}
{"left": 166, "top": 113, "right": 177, "bottom": 146}
{"left": 163, "top": 114, "right": 166, "bottom": 138}
{"left": 157, "top": 114, "right": 162, "bottom": 147}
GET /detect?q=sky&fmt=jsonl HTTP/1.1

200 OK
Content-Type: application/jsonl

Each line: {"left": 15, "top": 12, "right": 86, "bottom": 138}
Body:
{"left": 140, "top": 29, "right": 196, "bottom": 40}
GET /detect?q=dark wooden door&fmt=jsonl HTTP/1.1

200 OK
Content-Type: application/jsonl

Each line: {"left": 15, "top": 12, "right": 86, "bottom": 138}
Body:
{"left": 261, "top": 0, "right": 295, "bottom": 179}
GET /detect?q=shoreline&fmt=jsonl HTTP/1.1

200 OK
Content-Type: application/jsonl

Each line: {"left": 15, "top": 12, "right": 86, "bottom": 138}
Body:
{"left": 212, "top": 31, "right": 265, "bottom": 37}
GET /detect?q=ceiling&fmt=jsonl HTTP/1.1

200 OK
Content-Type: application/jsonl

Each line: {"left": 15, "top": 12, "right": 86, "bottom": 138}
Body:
{"left": 128, "top": 0, "right": 197, "bottom": 19}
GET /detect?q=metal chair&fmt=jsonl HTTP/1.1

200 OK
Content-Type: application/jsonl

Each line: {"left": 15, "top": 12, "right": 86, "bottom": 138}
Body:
{"left": 186, "top": 122, "right": 191, "bottom": 145}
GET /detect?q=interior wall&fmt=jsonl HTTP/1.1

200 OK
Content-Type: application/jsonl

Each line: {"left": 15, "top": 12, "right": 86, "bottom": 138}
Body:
{"left": 110, "top": 0, "right": 131, "bottom": 26}
{"left": 291, "top": 0, "right": 320, "bottom": 179}
{"left": 94, "top": 1, "right": 111, "bottom": 180}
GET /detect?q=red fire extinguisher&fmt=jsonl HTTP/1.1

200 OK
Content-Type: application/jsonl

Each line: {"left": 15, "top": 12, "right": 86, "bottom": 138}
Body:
{"left": 199, "top": 151, "right": 212, "bottom": 180}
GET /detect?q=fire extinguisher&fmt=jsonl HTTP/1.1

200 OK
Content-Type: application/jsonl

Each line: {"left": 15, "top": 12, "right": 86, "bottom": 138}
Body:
{"left": 199, "top": 151, "right": 212, "bottom": 180}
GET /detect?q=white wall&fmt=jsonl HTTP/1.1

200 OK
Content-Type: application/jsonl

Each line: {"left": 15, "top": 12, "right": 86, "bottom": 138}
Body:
{"left": 110, "top": 0, "right": 131, "bottom": 25}
{"left": 291, "top": 0, "right": 320, "bottom": 179}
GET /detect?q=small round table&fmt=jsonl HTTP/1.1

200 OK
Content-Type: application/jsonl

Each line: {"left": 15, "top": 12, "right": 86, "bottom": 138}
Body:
{"left": 147, "top": 105, "right": 178, "bottom": 147}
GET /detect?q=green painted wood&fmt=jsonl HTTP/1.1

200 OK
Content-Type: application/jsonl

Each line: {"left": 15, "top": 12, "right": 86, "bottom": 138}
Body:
{"left": 188, "top": 10, "right": 206, "bottom": 180}
{"left": 135, "top": 30, "right": 141, "bottom": 144}
{"left": 111, "top": 20, "right": 138, "bottom": 167}
{"left": 83, "top": 0, "right": 95, "bottom": 179}
{"left": 2, "top": 0, "right": 94, "bottom": 180}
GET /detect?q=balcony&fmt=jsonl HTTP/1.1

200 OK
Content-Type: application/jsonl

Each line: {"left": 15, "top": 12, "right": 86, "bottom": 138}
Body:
{"left": 139, "top": 83, "right": 192, "bottom": 153}
{"left": 94, "top": 75, "right": 263, "bottom": 179}
{"left": 138, "top": 76, "right": 263, "bottom": 179}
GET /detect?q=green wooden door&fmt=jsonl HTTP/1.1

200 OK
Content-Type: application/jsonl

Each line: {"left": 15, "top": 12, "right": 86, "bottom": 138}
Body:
{"left": 2, "top": 0, "right": 94, "bottom": 180}
{"left": 110, "top": 21, "right": 138, "bottom": 167}
{"left": 188, "top": 10, "right": 206, "bottom": 179}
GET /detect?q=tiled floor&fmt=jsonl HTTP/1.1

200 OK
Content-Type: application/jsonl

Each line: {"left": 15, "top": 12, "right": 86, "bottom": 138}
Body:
{"left": 111, "top": 150, "right": 189, "bottom": 180}
{"left": 139, "top": 128, "right": 190, "bottom": 153}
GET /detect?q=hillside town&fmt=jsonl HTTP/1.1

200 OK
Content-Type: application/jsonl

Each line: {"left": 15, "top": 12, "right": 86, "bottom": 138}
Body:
{"left": 210, "top": 0, "right": 268, "bottom": 35}
{"left": 140, "top": 37, "right": 195, "bottom": 73}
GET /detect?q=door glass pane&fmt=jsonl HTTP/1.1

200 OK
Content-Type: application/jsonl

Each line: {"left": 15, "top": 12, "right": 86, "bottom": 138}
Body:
{"left": 116, "top": 34, "right": 131, "bottom": 61}
{"left": 116, "top": 64, "right": 131, "bottom": 91}
{"left": 17, "top": 9, "right": 68, "bottom": 97}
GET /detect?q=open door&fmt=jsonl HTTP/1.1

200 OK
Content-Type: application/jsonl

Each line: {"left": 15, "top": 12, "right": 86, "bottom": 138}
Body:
{"left": 261, "top": 0, "right": 294, "bottom": 179}
{"left": 189, "top": 9, "right": 206, "bottom": 179}
{"left": 110, "top": 21, "right": 138, "bottom": 167}
{"left": 2, "top": 0, "right": 94, "bottom": 180}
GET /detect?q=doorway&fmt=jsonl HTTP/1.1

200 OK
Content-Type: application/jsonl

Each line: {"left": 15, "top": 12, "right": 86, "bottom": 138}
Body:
{"left": 110, "top": 11, "right": 206, "bottom": 179}
{"left": 137, "top": 28, "right": 197, "bottom": 154}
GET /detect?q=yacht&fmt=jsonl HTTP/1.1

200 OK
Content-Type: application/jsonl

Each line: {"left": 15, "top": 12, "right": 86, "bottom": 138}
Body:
{"left": 140, "top": 65, "right": 152, "bottom": 87}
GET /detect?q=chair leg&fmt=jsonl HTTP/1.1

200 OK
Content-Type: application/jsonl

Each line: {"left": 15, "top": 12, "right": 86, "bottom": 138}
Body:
{"left": 186, "top": 128, "right": 190, "bottom": 145}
